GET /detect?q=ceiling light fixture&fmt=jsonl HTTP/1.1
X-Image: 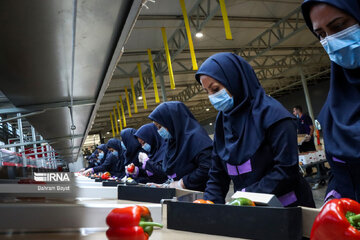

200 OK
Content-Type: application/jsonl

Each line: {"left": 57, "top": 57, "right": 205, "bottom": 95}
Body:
{"left": 138, "top": 96, "right": 143, "bottom": 100}
{"left": 209, "top": 123, "right": 213, "bottom": 126}
{"left": 195, "top": 32, "right": 204, "bottom": 38}
{"left": 206, "top": 108, "right": 210, "bottom": 111}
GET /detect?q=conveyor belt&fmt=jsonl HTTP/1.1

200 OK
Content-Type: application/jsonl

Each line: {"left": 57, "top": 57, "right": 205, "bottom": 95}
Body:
{"left": 0, "top": 175, "right": 318, "bottom": 239}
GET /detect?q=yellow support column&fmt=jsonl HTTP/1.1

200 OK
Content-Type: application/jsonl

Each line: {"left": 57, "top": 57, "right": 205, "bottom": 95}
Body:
{"left": 124, "top": 87, "right": 132, "bottom": 117}
{"left": 137, "top": 63, "right": 148, "bottom": 109}
{"left": 161, "top": 27, "right": 175, "bottom": 89}
{"left": 119, "top": 96, "right": 127, "bottom": 127}
{"left": 109, "top": 113, "right": 115, "bottom": 138}
{"left": 129, "top": 78, "right": 138, "bottom": 113}
{"left": 113, "top": 107, "right": 119, "bottom": 135}
{"left": 219, "top": 0, "right": 233, "bottom": 40}
{"left": 116, "top": 102, "right": 123, "bottom": 130}
{"left": 179, "top": 0, "right": 198, "bottom": 70}
{"left": 147, "top": 49, "right": 160, "bottom": 103}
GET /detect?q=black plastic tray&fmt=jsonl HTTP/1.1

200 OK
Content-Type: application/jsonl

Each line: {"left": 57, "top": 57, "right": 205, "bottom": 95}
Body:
{"left": 94, "top": 178, "right": 103, "bottom": 182}
{"left": 102, "top": 181, "right": 124, "bottom": 187}
{"left": 166, "top": 201, "right": 302, "bottom": 240}
{"left": 117, "top": 185, "right": 176, "bottom": 203}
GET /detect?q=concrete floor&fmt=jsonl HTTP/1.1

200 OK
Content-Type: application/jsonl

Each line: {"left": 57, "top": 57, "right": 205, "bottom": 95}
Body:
{"left": 309, "top": 181, "right": 327, "bottom": 208}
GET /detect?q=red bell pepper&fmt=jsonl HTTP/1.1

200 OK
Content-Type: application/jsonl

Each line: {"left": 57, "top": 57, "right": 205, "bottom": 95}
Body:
{"left": 106, "top": 205, "right": 163, "bottom": 240}
{"left": 311, "top": 198, "right": 360, "bottom": 240}
{"left": 127, "top": 164, "right": 135, "bottom": 174}
{"left": 101, "top": 172, "right": 111, "bottom": 180}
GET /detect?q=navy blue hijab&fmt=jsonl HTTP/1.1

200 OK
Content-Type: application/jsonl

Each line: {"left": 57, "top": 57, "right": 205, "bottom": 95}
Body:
{"left": 106, "top": 139, "right": 122, "bottom": 156}
{"left": 106, "top": 138, "right": 125, "bottom": 172}
{"left": 134, "top": 123, "right": 167, "bottom": 163}
{"left": 96, "top": 144, "right": 108, "bottom": 155}
{"left": 96, "top": 144, "right": 108, "bottom": 164}
{"left": 148, "top": 101, "right": 213, "bottom": 175}
{"left": 120, "top": 128, "right": 143, "bottom": 165}
{"left": 302, "top": 0, "right": 360, "bottom": 159}
{"left": 195, "top": 53, "right": 294, "bottom": 165}
{"left": 87, "top": 149, "right": 98, "bottom": 160}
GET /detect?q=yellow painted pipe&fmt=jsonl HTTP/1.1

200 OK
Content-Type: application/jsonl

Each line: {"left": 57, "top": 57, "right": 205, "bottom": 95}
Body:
{"left": 219, "top": 0, "right": 233, "bottom": 40}
{"left": 116, "top": 102, "right": 125, "bottom": 131}
{"left": 179, "top": 0, "right": 198, "bottom": 70}
{"left": 124, "top": 87, "right": 132, "bottom": 117}
{"left": 161, "top": 27, "right": 176, "bottom": 89}
{"left": 113, "top": 107, "right": 119, "bottom": 135}
{"left": 119, "top": 96, "right": 127, "bottom": 127}
{"left": 130, "top": 78, "right": 138, "bottom": 113}
{"left": 137, "top": 63, "right": 148, "bottom": 109}
{"left": 110, "top": 112, "right": 115, "bottom": 138}
{"left": 147, "top": 49, "right": 160, "bottom": 103}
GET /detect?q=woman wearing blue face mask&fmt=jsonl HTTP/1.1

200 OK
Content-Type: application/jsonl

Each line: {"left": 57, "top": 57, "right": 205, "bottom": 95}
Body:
{"left": 121, "top": 128, "right": 145, "bottom": 178}
{"left": 106, "top": 138, "right": 126, "bottom": 178}
{"left": 96, "top": 144, "right": 108, "bottom": 164}
{"left": 83, "top": 144, "right": 117, "bottom": 176}
{"left": 84, "top": 140, "right": 125, "bottom": 178}
{"left": 148, "top": 101, "right": 213, "bottom": 191}
{"left": 302, "top": 0, "right": 360, "bottom": 202}
{"left": 85, "top": 149, "right": 99, "bottom": 170}
{"left": 196, "top": 53, "right": 315, "bottom": 207}
{"left": 133, "top": 123, "right": 168, "bottom": 184}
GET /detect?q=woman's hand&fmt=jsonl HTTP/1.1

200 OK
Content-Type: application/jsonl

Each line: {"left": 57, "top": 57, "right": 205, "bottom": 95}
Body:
{"left": 169, "top": 179, "right": 185, "bottom": 189}
{"left": 138, "top": 152, "right": 149, "bottom": 164}
{"left": 125, "top": 163, "right": 139, "bottom": 178}
{"left": 83, "top": 168, "right": 93, "bottom": 176}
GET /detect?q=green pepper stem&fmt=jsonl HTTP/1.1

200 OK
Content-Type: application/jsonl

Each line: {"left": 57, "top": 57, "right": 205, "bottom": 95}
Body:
{"left": 139, "top": 221, "right": 163, "bottom": 228}
{"left": 349, "top": 214, "right": 360, "bottom": 223}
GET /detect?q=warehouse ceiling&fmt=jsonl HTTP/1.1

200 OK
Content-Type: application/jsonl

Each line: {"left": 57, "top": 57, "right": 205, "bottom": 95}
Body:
{"left": 0, "top": 0, "right": 143, "bottom": 162}
{"left": 90, "top": 0, "right": 331, "bottom": 140}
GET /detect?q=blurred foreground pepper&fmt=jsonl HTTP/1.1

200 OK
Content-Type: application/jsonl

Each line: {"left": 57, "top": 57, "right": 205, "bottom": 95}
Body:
{"left": 106, "top": 205, "right": 163, "bottom": 240}
{"left": 226, "top": 198, "right": 255, "bottom": 206}
{"left": 311, "top": 198, "right": 360, "bottom": 240}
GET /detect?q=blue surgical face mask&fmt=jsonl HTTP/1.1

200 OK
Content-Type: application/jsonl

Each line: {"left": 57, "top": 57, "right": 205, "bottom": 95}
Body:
{"left": 112, "top": 150, "right": 118, "bottom": 157}
{"left": 142, "top": 143, "right": 151, "bottom": 152}
{"left": 320, "top": 24, "right": 360, "bottom": 69}
{"left": 208, "top": 88, "right": 234, "bottom": 112}
{"left": 158, "top": 127, "right": 172, "bottom": 139}
{"left": 98, "top": 152, "right": 104, "bottom": 160}
{"left": 121, "top": 141, "right": 126, "bottom": 151}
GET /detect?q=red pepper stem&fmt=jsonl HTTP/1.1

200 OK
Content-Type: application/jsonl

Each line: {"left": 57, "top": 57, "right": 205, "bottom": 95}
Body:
{"left": 139, "top": 221, "right": 163, "bottom": 228}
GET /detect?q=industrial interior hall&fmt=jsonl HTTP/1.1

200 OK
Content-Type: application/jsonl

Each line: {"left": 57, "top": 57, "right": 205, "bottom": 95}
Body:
{"left": 0, "top": 0, "right": 357, "bottom": 239}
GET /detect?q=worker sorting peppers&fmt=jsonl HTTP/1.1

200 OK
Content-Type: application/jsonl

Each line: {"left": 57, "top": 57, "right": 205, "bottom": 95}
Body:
{"left": 311, "top": 198, "right": 360, "bottom": 240}
{"left": 106, "top": 205, "right": 163, "bottom": 240}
